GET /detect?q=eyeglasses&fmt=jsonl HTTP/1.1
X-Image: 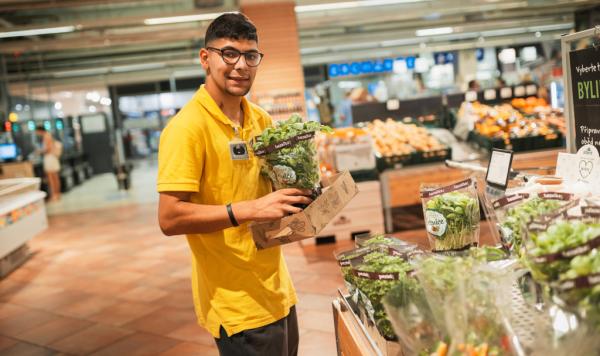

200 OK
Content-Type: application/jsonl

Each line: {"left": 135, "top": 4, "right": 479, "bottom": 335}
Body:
{"left": 206, "top": 47, "right": 264, "bottom": 67}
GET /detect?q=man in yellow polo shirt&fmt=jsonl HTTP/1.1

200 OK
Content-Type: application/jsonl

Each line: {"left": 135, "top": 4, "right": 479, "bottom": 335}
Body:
{"left": 157, "top": 13, "right": 311, "bottom": 356}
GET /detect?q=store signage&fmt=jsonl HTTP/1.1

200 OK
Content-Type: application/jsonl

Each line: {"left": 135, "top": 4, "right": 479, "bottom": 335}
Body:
{"left": 475, "top": 48, "right": 484, "bottom": 61}
{"left": 568, "top": 46, "right": 600, "bottom": 153}
{"left": 514, "top": 86, "right": 526, "bottom": 97}
{"left": 465, "top": 91, "right": 478, "bottom": 102}
{"left": 386, "top": 99, "right": 400, "bottom": 111}
{"left": 500, "top": 87, "right": 512, "bottom": 99}
{"left": 484, "top": 89, "right": 497, "bottom": 100}
{"left": 556, "top": 144, "right": 600, "bottom": 195}
{"left": 434, "top": 52, "right": 455, "bottom": 65}
{"left": 328, "top": 58, "right": 394, "bottom": 78}
{"left": 486, "top": 148, "right": 513, "bottom": 190}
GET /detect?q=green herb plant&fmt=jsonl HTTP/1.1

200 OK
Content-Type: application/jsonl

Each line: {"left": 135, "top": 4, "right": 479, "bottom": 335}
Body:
{"left": 499, "top": 197, "right": 562, "bottom": 253}
{"left": 353, "top": 251, "right": 413, "bottom": 340}
{"left": 253, "top": 114, "right": 332, "bottom": 190}
{"left": 424, "top": 191, "right": 480, "bottom": 251}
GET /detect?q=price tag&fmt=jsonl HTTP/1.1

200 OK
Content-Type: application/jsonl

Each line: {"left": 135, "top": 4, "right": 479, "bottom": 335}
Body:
{"left": 386, "top": 99, "right": 400, "bottom": 111}
{"left": 484, "top": 89, "right": 497, "bottom": 101}
{"left": 465, "top": 91, "right": 478, "bottom": 102}
{"left": 556, "top": 144, "right": 600, "bottom": 194}
{"left": 514, "top": 86, "right": 526, "bottom": 97}
{"left": 486, "top": 148, "right": 514, "bottom": 190}
{"left": 500, "top": 87, "right": 512, "bottom": 99}
{"left": 526, "top": 84, "right": 537, "bottom": 96}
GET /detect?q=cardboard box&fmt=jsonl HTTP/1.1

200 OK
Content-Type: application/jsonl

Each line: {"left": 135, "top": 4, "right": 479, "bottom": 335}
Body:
{"left": 251, "top": 171, "right": 359, "bottom": 249}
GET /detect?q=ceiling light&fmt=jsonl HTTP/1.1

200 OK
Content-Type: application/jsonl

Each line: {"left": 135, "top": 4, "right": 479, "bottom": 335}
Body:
{"left": 54, "top": 102, "right": 62, "bottom": 110}
{"left": 111, "top": 63, "right": 165, "bottom": 73}
{"left": 535, "top": 31, "right": 542, "bottom": 38}
{"left": 416, "top": 27, "right": 453, "bottom": 37}
{"left": 144, "top": 13, "right": 222, "bottom": 25}
{"left": 295, "top": 0, "right": 428, "bottom": 13}
{"left": 0, "top": 25, "right": 75, "bottom": 39}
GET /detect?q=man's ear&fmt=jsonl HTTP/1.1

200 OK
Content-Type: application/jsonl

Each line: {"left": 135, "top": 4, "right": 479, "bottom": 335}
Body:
{"left": 199, "top": 48, "right": 209, "bottom": 70}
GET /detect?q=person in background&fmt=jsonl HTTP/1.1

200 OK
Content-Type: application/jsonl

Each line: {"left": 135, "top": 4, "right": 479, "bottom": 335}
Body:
{"left": 336, "top": 90, "right": 354, "bottom": 128}
{"left": 35, "top": 125, "right": 61, "bottom": 201}
{"left": 468, "top": 79, "right": 481, "bottom": 91}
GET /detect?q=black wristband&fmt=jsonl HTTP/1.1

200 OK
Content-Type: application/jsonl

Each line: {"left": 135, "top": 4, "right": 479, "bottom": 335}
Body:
{"left": 226, "top": 203, "right": 239, "bottom": 227}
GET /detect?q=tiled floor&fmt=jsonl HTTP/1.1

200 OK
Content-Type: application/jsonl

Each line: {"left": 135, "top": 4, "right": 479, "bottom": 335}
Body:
{"left": 1, "top": 163, "right": 360, "bottom": 355}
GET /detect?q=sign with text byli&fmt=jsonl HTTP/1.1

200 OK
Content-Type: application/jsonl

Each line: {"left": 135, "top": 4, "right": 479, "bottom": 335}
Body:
{"left": 556, "top": 144, "right": 600, "bottom": 195}
{"left": 250, "top": 171, "right": 358, "bottom": 249}
{"left": 570, "top": 47, "right": 600, "bottom": 153}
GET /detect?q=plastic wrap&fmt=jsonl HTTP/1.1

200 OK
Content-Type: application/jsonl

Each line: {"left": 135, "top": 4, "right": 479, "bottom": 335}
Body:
{"left": 421, "top": 178, "right": 480, "bottom": 252}
{"left": 252, "top": 114, "right": 332, "bottom": 190}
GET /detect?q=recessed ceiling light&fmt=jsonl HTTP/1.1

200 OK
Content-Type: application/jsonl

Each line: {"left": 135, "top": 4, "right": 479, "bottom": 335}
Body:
{"left": 416, "top": 27, "right": 453, "bottom": 37}
{"left": 295, "top": 0, "right": 429, "bottom": 13}
{"left": 144, "top": 13, "right": 222, "bottom": 25}
{"left": 0, "top": 25, "right": 75, "bottom": 39}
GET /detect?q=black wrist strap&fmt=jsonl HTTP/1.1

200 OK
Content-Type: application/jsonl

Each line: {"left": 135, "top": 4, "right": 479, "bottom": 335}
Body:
{"left": 226, "top": 203, "right": 239, "bottom": 227}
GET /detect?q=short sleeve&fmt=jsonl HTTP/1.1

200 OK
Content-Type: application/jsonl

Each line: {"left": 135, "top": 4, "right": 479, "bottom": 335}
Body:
{"left": 157, "top": 121, "right": 204, "bottom": 192}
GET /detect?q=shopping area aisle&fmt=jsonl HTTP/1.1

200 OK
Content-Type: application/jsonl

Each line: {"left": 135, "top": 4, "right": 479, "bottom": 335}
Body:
{"left": 0, "top": 162, "right": 353, "bottom": 355}
{"left": 46, "top": 160, "right": 159, "bottom": 216}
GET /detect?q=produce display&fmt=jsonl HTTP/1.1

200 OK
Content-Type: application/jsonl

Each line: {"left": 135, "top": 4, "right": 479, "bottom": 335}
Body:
{"left": 557, "top": 249, "right": 600, "bottom": 330}
{"left": 421, "top": 179, "right": 480, "bottom": 252}
{"left": 494, "top": 195, "right": 563, "bottom": 253}
{"left": 362, "top": 119, "right": 446, "bottom": 157}
{"left": 352, "top": 250, "right": 414, "bottom": 340}
{"left": 510, "top": 97, "right": 548, "bottom": 115}
{"left": 460, "top": 100, "right": 563, "bottom": 151}
{"left": 253, "top": 114, "right": 332, "bottom": 190}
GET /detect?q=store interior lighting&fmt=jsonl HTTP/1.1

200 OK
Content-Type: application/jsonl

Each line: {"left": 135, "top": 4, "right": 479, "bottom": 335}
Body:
{"left": 498, "top": 48, "right": 517, "bottom": 64}
{"left": 0, "top": 25, "right": 75, "bottom": 39}
{"left": 295, "top": 0, "right": 429, "bottom": 13}
{"left": 144, "top": 13, "right": 222, "bottom": 25}
{"left": 416, "top": 27, "right": 454, "bottom": 37}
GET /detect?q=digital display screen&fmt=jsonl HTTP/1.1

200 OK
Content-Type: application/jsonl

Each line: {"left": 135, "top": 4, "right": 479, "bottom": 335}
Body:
{"left": 0, "top": 144, "right": 17, "bottom": 161}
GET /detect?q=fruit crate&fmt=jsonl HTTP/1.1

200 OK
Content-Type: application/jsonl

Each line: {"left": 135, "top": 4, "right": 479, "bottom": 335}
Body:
{"left": 375, "top": 146, "right": 452, "bottom": 172}
{"left": 469, "top": 132, "right": 563, "bottom": 152}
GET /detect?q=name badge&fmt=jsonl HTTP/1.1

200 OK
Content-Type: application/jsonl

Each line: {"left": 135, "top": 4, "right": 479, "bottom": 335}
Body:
{"left": 229, "top": 140, "right": 249, "bottom": 160}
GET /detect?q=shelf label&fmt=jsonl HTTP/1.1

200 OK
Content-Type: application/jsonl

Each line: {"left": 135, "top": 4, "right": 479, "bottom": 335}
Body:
{"left": 514, "top": 86, "right": 526, "bottom": 97}
{"left": 500, "top": 87, "right": 512, "bottom": 98}
{"left": 526, "top": 84, "right": 537, "bottom": 96}
{"left": 465, "top": 91, "right": 478, "bottom": 102}
{"left": 484, "top": 89, "right": 497, "bottom": 100}
{"left": 386, "top": 99, "right": 400, "bottom": 111}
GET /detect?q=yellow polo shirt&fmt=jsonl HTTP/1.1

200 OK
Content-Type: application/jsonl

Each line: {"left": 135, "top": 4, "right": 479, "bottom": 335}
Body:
{"left": 157, "top": 85, "right": 297, "bottom": 338}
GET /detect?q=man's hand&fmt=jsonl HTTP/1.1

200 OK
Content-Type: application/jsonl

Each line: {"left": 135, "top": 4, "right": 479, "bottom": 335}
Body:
{"left": 234, "top": 189, "right": 313, "bottom": 223}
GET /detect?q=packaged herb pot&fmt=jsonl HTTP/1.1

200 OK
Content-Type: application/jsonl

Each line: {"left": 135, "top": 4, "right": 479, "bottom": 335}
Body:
{"left": 350, "top": 249, "right": 414, "bottom": 340}
{"left": 253, "top": 114, "right": 332, "bottom": 193}
{"left": 421, "top": 178, "right": 480, "bottom": 252}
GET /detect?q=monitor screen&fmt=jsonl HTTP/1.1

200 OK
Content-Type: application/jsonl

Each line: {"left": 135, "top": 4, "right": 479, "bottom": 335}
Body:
{"left": 0, "top": 143, "right": 17, "bottom": 161}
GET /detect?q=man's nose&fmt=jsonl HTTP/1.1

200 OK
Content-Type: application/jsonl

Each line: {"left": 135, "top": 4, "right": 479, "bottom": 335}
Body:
{"left": 234, "top": 55, "right": 249, "bottom": 71}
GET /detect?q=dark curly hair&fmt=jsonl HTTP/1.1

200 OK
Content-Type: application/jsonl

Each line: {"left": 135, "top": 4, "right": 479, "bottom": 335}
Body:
{"left": 205, "top": 12, "right": 258, "bottom": 46}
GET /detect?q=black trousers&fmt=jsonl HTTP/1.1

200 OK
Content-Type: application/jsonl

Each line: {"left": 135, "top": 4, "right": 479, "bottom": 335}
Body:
{"left": 215, "top": 306, "right": 299, "bottom": 356}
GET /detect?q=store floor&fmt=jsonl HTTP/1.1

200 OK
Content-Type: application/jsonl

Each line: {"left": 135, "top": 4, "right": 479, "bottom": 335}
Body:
{"left": 1, "top": 161, "right": 356, "bottom": 355}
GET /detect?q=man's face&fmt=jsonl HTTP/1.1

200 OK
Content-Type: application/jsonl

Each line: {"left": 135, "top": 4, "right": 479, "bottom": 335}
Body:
{"left": 200, "top": 38, "right": 260, "bottom": 97}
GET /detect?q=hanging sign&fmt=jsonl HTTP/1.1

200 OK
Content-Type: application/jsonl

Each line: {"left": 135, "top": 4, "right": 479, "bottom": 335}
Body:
{"left": 569, "top": 46, "right": 600, "bottom": 153}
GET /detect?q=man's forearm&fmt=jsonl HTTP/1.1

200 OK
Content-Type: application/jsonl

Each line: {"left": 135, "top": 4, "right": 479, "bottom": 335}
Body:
{"left": 159, "top": 199, "right": 253, "bottom": 236}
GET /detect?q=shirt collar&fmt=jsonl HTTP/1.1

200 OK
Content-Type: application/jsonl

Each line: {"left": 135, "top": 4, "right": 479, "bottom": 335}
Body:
{"left": 195, "top": 84, "right": 255, "bottom": 132}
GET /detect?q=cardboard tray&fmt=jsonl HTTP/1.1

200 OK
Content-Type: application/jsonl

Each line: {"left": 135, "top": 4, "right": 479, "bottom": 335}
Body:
{"left": 250, "top": 171, "right": 359, "bottom": 249}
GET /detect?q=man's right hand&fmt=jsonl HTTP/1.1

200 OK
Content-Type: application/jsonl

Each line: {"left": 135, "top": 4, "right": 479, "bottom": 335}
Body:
{"left": 234, "top": 189, "right": 313, "bottom": 223}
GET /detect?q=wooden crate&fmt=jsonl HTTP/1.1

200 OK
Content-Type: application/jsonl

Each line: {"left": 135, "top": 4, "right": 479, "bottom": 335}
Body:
{"left": 333, "top": 296, "right": 402, "bottom": 356}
